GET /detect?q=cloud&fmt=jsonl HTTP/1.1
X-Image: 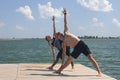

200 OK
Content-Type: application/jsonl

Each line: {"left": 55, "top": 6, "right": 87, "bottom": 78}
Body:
{"left": 0, "top": 22, "right": 5, "bottom": 28}
{"left": 38, "top": 2, "right": 63, "bottom": 19}
{"left": 92, "top": 17, "right": 104, "bottom": 27}
{"left": 77, "top": 0, "right": 113, "bottom": 12}
{"left": 16, "top": 5, "right": 34, "bottom": 20}
{"left": 16, "top": 25, "right": 25, "bottom": 31}
{"left": 112, "top": 18, "right": 120, "bottom": 28}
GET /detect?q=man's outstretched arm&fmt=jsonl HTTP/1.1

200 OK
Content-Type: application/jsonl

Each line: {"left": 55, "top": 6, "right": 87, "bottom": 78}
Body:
{"left": 63, "top": 8, "right": 69, "bottom": 33}
{"left": 52, "top": 16, "right": 57, "bottom": 37}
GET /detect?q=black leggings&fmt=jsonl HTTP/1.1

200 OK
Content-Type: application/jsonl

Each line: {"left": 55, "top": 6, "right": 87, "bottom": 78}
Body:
{"left": 56, "top": 50, "right": 74, "bottom": 68}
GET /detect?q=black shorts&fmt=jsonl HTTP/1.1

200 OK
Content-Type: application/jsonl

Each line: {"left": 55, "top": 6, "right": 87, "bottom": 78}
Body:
{"left": 71, "top": 40, "right": 91, "bottom": 59}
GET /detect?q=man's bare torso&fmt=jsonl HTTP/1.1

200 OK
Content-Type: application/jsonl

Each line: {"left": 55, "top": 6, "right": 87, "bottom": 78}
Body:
{"left": 64, "top": 31, "right": 80, "bottom": 47}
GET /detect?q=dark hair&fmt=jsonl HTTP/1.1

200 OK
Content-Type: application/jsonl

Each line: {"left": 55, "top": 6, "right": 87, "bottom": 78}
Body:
{"left": 57, "top": 32, "right": 64, "bottom": 36}
{"left": 45, "top": 36, "right": 51, "bottom": 46}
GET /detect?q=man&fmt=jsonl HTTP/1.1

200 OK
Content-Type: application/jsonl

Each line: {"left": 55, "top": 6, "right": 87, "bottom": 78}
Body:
{"left": 45, "top": 16, "right": 74, "bottom": 70}
{"left": 55, "top": 8, "right": 102, "bottom": 77}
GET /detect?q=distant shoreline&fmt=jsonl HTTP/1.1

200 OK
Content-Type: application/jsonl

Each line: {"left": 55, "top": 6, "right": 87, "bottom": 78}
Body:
{"left": 0, "top": 36, "right": 120, "bottom": 41}
{"left": 0, "top": 38, "right": 43, "bottom": 41}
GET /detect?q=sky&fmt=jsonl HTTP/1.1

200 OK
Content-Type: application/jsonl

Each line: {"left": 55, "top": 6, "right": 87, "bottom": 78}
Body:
{"left": 0, "top": 0, "right": 120, "bottom": 38}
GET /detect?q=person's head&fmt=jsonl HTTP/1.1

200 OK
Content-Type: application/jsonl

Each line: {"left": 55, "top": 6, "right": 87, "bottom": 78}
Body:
{"left": 56, "top": 32, "right": 64, "bottom": 39}
{"left": 45, "top": 35, "right": 52, "bottom": 42}
{"left": 45, "top": 35, "right": 52, "bottom": 46}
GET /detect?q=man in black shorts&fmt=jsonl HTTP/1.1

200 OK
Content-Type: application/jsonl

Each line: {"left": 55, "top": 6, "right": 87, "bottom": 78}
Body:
{"left": 54, "top": 8, "right": 102, "bottom": 77}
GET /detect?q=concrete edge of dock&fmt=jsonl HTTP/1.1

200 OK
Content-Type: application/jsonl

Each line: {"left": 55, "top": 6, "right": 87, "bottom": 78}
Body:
{"left": 0, "top": 63, "right": 116, "bottom": 80}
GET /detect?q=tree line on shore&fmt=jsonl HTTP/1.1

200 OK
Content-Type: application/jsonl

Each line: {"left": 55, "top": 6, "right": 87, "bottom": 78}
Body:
{"left": 78, "top": 36, "right": 120, "bottom": 39}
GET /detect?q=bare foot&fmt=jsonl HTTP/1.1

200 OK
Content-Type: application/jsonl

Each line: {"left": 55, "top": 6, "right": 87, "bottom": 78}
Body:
{"left": 53, "top": 70, "right": 61, "bottom": 74}
{"left": 47, "top": 66, "right": 53, "bottom": 70}
{"left": 70, "top": 68, "right": 74, "bottom": 72}
{"left": 97, "top": 73, "right": 102, "bottom": 77}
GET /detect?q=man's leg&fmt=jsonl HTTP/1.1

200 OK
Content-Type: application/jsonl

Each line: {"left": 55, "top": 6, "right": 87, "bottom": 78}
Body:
{"left": 87, "top": 54, "right": 102, "bottom": 77}
{"left": 55, "top": 55, "right": 74, "bottom": 74}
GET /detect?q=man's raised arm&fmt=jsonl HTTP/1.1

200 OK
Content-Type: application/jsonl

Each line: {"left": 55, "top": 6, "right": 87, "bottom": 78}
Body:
{"left": 52, "top": 16, "right": 57, "bottom": 37}
{"left": 63, "top": 8, "right": 69, "bottom": 33}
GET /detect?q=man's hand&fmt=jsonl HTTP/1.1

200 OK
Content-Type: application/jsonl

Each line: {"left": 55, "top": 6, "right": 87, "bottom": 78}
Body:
{"left": 62, "top": 8, "right": 67, "bottom": 14}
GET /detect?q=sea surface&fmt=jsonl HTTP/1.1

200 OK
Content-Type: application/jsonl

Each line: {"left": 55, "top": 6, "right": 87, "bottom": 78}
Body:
{"left": 0, "top": 39, "right": 120, "bottom": 79}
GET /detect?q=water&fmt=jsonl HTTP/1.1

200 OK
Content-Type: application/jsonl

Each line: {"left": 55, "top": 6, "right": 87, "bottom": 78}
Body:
{"left": 0, "top": 39, "right": 120, "bottom": 79}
